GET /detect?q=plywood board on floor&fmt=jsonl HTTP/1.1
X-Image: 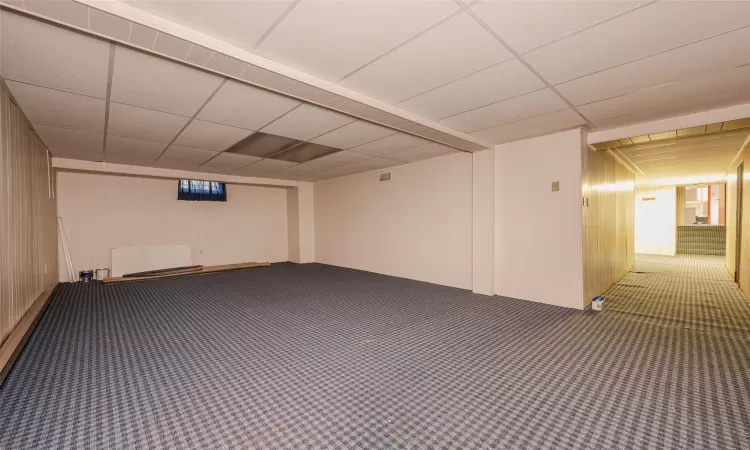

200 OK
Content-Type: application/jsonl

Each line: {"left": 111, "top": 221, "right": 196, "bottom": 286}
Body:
{"left": 103, "top": 262, "right": 271, "bottom": 283}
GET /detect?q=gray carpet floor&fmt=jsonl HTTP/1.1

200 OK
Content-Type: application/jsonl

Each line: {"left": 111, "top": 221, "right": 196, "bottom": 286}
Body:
{"left": 1, "top": 255, "right": 749, "bottom": 449}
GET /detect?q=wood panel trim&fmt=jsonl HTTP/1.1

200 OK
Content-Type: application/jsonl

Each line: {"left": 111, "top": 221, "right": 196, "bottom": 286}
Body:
{"left": 0, "top": 291, "right": 53, "bottom": 386}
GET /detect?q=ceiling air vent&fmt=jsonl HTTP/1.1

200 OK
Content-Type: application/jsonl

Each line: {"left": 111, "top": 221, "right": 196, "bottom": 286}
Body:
{"left": 378, "top": 173, "right": 391, "bottom": 182}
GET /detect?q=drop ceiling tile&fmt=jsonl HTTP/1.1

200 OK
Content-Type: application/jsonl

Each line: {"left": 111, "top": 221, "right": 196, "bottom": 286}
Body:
{"left": 398, "top": 59, "right": 545, "bottom": 120}
{"left": 24, "top": 0, "right": 88, "bottom": 28}
{"left": 34, "top": 124, "right": 103, "bottom": 156}
{"left": 311, "top": 120, "right": 397, "bottom": 149}
{"left": 89, "top": 8, "right": 131, "bottom": 41}
{"left": 46, "top": 146, "right": 104, "bottom": 162}
{"left": 226, "top": 132, "right": 302, "bottom": 158}
{"left": 6, "top": 81, "right": 105, "bottom": 132}
{"left": 205, "top": 53, "right": 247, "bottom": 77}
{"left": 384, "top": 143, "right": 458, "bottom": 162}
{"left": 1, "top": 12, "right": 110, "bottom": 97}
{"left": 185, "top": 45, "right": 212, "bottom": 66}
{"left": 111, "top": 46, "right": 223, "bottom": 116}
{"left": 349, "top": 133, "right": 429, "bottom": 157}
{"left": 272, "top": 143, "right": 341, "bottom": 164}
{"left": 202, "top": 152, "right": 261, "bottom": 169}
{"left": 152, "top": 33, "right": 192, "bottom": 59}
{"left": 106, "top": 135, "right": 166, "bottom": 161}
{"left": 173, "top": 120, "right": 253, "bottom": 152}
{"left": 340, "top": 13, "right": 512, "bottom": 103}
{"left": 296, "top": 150, "right": 372, "bottom": 170}
{"left": 557, "top": 26, "right": 750, "bottom": 106}
{"left": 261, "top": 103, "right": 355, "bottom": 141}
{"left": 256, "top": 0, "right": 458, "bottom": 80}
{"left": 197, "top": 165, "right": 238, "bottom": 175}
{"left": 157, "top": 145, "right": 218, "bottom": 167}
{"left": 108, "top": 102, "right": 189, "bottom": 143}
{"left": 578, "top": 64, "right": 750, "bottom": 122}
{"left": 129, "top": 23, "right": 157, "bottom": 49}
{"left": 242, "top": 158, "right": 297, "bottom": 173}
{"left": 472, "top": 1, "right": 645, "bottom": 54}
{"left": 126, "top": 0, "right": 291, "bottom": 50}
{"left": 471, "top": 109, "right": 586, "bottom": 144}
{"left": 524, "top": 1, "right": 750, "bottom": 84}
{"left": 197, "top": 80, "right": 300, "bottom": 130}
{"left": 441, "top": 88, "right": 569, "bottom": 133}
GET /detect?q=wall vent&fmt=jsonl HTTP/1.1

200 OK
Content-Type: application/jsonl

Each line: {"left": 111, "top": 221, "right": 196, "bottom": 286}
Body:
{"left": 378, "top": 173, "right": 391, "bottom": 182}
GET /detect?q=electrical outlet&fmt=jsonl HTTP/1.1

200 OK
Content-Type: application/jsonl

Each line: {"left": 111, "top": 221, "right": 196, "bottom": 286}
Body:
{"left": 551, "top": 181, "right": 560, "bottom": 192}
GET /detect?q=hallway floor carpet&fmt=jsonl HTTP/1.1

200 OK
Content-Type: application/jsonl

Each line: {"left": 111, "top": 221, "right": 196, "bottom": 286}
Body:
{"left": 1, "top": 257, "right": 749, "bottom": 449}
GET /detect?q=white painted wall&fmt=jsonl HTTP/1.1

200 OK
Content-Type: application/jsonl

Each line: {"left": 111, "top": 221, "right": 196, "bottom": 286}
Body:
{"left": 472, "top": 149, "right": 494, "bottom": 295}
{"left": 56, "top": 171, "right": 289, "bottom": 281}
{"left": 494, "top": 129, "right": 585, "bottom": 309}
{"left": 314, "top": 153, "right": 473, "bottom": 289}
{"left": 286, "top": 181, "right": 315, "bottom": 264}
{"left": 635, "top": 187, "right": 676, "bottom": 255}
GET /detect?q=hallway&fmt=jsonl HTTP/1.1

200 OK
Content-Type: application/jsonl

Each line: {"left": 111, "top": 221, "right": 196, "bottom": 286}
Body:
{"left": 604, "top": 254, "right": 750, "bottom": 339}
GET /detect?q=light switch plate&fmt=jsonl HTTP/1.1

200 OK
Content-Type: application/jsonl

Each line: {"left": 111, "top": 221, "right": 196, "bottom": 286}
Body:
{"left": 552, "top": 181, "right": 560, "bottom": 192}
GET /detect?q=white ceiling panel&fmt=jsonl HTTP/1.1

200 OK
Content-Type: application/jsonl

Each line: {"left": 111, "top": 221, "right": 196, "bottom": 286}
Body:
{"left": 398, "top": 59, "right": 545, "bottom": 120}
{"left": 472, "top": 1, "right": 646, "bottom": 54}
{"left": 441, "top": 88, "right": 569, "bottom": 133}
{"left": 471, "top": 109, "right": 586, "bottom": 144}
{"left": 6, "top": 81, "right": 106, "bottom": 132}
{"left": 108, "top": 102, "right": 190, "bottom": 143}
{"left": 173, "top": 120, "right": 253, "bottom": 151}
{"left": 111, "top": 47, "right": 223, "bottom": 117}
{"left": 349, "top": 133, "right": 429, "bottom": 157}
{"left": 241, "top": 158, "right": 297, "bottom": 173}
{"left": 156, "top": 145, "right": 218, "bottom": 168}
{"left": 557, "top": 26, "right": 750, "bottom": 106}
{"left": 523, "top": 1, "right": 750, "bottom": 84}
{"left": 256, "top": 0, "right": 458, "bottom": 80}
{"left": 579, "top": 64, "right": 750, "bottom": 122}
{"left": 1, "top": 12, "right": 110, "bottom": 97}
{"left": 311, "top": 120, "right": 397, "bottom": 149}
{"left": 340, "top": 12, "right": 512, "bottom": 103}
{"left": 105, "top": 135, "right": 166, "bottom": 163}
{"left": 261, "top": 103, "right": 356, "bottom": 141}
{"left": 126, "top": 0, "right": 292, "bottom": 50}
{"left": 197, "top": 80, "right": 300, "bottom": 130}
{"left": 202, "top": 152, "right": 261, "bottom": 169}
{"left": 385, "top": 142, "right": 458, "bottom": 162}
{"left": 34, "top": 124, "right": 103, "bottom": 157}
{"left": 293, "top": 150, "right": 372, "bottom": 171}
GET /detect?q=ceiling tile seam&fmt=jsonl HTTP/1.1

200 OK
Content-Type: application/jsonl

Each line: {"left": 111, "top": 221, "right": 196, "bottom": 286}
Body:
{"left": 86, "top": 4, "right": 90, "bottom": 29}
{"left": 252, "top": 0, "right": 301, "bottom": 50}
{"left": 127, "top": 22, "right": 132, "bottom": 42}
{"left": 454, "top": 0, "right": 594, "bottom": 128}
{"left": 551, "top": 24, "right": 750, "bottom": 90}
{"left": 436, "top": 86, "right": 549, "bottom": 122}
{"left": 464, "top": 104, "right": 573, "bottom": 135}
{"left": 6, "top": 1, "right": 489, "bottom": 152}
{"left": 28, "top": 121, "right": 104, "bottom": 136}
{"left": 337, "top": 9, "right": 464, "bottom": 82}
{"left": 0, "top": 77, "right": 107, "bottom": 101}
{"left": 395, "top": 60, "right": 506, "bottom": 106}
{"left": 515, "top": 1, "right": 659, "bottom": 57}
{"left": 575, "top": 62, "right": 750, "bottom": 113}
{"left": 155, "top": 78, "right": 229, "bottom": 162}
{"left": 102, "top": 43, "right": 116, "bottom": 161}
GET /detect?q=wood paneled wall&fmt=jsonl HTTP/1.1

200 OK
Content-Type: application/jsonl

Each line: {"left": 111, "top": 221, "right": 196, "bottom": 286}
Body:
{"left": 735, "top": 142, "right": 750, "bottom": 296}
{"left": 725, "top": 171, "right": 738, "bottom": 278}
{"left": 0, "top": 81, "right": 58, "bottom": 345}
{"left": 582, "top": 147, "right": 635, "bottom": 308}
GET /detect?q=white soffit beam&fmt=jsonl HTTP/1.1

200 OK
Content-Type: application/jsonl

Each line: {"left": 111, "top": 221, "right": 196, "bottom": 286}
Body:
{"left": 4, "top": 0, "right": 491, "bottom": 152}
{"left": 51, "top": 157, "right": 298, "bottom": 188}
{"left": 588, "top": 101, "right": 750, "bottom": 144}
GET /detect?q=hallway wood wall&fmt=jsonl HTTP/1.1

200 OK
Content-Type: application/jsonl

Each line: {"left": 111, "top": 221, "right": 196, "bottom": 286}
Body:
{"left": 0, "top": 81, "right": 58, "bottom": 346}
{"left": 582, "top": 147, "right": 635, "bottom": 309}
{"left": 728, "top": 139, "right": 750, "bottom": 295}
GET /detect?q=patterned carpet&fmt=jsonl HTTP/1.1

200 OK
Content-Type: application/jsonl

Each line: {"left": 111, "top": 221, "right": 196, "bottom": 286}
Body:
{"left": 1, "top": 256, "right": 749, "bottom": 449}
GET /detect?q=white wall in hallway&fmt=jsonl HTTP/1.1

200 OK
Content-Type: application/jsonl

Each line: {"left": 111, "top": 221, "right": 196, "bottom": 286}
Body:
{"left": 56, "top": 171, "right": 290, "bottom": 282}
{"left": 494, "top": 129, "right": 585, "bottom": 309}
{"left": 314, "top": 152, "right": 473, "bottom": 289}
{"left": 635, "top": 187, "right": 676, "bottom": 255}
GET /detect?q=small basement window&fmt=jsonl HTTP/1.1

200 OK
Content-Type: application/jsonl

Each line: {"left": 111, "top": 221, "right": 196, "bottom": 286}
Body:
{"left": 178, "top": 179, "right": 227, "bottom": 202}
